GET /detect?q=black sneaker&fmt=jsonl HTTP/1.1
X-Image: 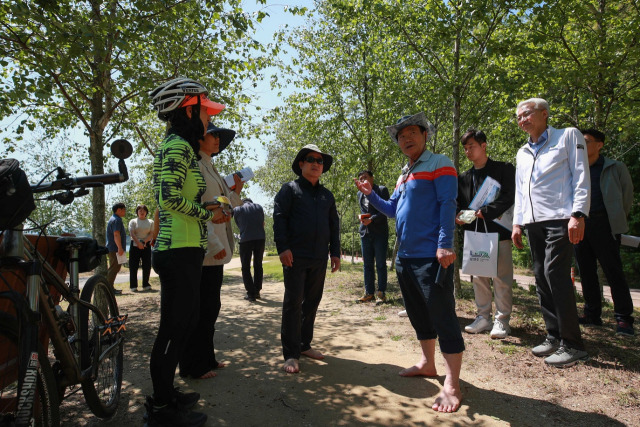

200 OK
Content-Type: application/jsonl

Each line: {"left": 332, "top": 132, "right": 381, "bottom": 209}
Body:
{"left": 173, "top": 387, "right": 199, "bottom": 410}
{"left": 143, "top": 396, "right": 206, "bottom": 427}
{"left": 244, "top": 295, "right": 256, "bottom": 302}
{"left": 255, "top": 292, "right": 261, "bottom": 299}
{"left": 578, "top": 315, "right": 602, "bottom": 326}
{"left": 616, "top": 321, "right": 635, "bottom": 336}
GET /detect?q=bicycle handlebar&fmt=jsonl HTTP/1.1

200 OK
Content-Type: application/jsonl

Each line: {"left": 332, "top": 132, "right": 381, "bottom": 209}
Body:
{"left": 31, "top": 168, "right": 127, "bottom": 194}
{"left": 29, "top": 139, "right": 132, "bottom": 198}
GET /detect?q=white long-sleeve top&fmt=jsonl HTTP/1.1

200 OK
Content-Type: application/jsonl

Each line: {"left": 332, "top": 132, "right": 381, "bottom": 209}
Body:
{"left": 514, "top": 126, "right": 590, "bottom": 226}
{"left": 198, "top": 151, "right": 243, "bottom": 266}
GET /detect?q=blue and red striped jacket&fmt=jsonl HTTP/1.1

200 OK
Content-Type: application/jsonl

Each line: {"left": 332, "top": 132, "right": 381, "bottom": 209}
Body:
{"left": 368, "top": 149, "right": 457, "bottom": 258}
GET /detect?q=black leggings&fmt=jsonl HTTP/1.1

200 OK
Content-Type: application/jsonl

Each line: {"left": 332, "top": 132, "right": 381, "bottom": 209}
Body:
{"left": 150, "top": 247, "right": 204, "bottom": 404}
{"left": 179, "top": 265, "right": 224, "bottom": 377}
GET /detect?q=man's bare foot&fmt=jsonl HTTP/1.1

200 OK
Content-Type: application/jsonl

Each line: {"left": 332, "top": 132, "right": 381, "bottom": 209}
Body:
{"left": 432, "top": 385, "right": 462, "bottom": 412}
{"left": 399, "top": 362, "right": 437, "bottom": 377}
{"left": 197, "top": 370, "right": 216, "bottom": 379}
{"left": 283, "top": 358, "right": 299, "bottom": 373}
{"left": 214, "top": 362, "right": 226, "bottom": 369}
{"left": 301, "top": 348, "right": 325, "bottom": 360}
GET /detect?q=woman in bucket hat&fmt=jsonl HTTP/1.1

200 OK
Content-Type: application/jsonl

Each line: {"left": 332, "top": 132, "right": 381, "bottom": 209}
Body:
{"left": 179, "top": 123, "right": 244, "bottom": 380}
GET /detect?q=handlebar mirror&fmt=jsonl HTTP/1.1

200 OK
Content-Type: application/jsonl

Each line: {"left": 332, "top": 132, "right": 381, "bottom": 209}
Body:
{"left": 111, "top": 139, "right": 133, "bottom": 160}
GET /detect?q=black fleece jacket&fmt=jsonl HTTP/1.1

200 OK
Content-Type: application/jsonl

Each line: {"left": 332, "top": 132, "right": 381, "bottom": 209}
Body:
{"left": 273, "top": 176, "right": 340, "bottom": 259}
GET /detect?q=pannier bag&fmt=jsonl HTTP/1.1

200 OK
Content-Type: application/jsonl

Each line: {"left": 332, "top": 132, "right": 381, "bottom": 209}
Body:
{"left": 0, "top": 159, "right": 35, "bottom": 230}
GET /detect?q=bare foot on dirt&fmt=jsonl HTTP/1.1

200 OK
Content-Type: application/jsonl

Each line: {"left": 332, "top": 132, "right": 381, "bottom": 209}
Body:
{"left": 399, "top": 361, "right": 437, "bottom": 377}
{"left": 283, "top": 358, "right": 299, "bottom": 373}
{"left": 432, "top": 384, "right": 462, "bottom": 413}
{"left": 301, "top": 348, "right": 325, "bottom": 360}
{"left": 214, "top": 362, "right": 226, "bottom": 369}
{"left": 197, "top": 370, "right": 217, "bottom": 379}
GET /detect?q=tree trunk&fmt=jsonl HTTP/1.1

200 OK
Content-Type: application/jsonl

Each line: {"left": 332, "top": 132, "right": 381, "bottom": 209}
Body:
{"left": 452, "top": 20, "right": 463, "bottom": 297}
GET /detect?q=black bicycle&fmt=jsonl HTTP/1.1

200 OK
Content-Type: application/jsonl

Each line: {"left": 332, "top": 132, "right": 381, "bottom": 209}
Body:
{"left": 0, "top": 140, "right": 133, "bottom": 426}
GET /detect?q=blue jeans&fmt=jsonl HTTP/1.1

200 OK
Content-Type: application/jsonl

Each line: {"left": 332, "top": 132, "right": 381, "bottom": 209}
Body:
{"left": 360, "top": 232, "right": 388, "bottom": 294}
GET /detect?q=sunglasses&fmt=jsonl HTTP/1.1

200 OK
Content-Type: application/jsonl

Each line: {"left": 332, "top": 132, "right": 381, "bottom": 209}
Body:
{"left": 304, "top": 156, "right": 324, "bottom": 164}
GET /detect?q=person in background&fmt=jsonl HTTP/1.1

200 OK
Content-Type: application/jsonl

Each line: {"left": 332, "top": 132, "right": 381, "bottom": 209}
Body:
{"left": 233, "top": 198, "right": 266, "bottom": 301}
{"left": 355, "top": 112, "right": 464, "bottom": 413}
{"left": 146, "top": 77, "right": 226, "bottom": 427}
{"left": 574, "top": 128, "right": 635, "bottom": 336}
{"left": 356, "top": 170, "right": 390, "bottom": 305}
{"left": 456, "top": 129, "right": 515, "bottom": 339}
{"left": 274, "top": 144, "right": 340, "bottom": 374}
{"left": 106, "top": 202, "right": 126, "bottom": 295}
{"left": 129, "top": 204, "right": 154, "bottom": 292}
{"left": 512, "top": 98, "right": 590, "bottom": 368}
{"left": 179, "top": 123, "right": 243, "bottom": 379}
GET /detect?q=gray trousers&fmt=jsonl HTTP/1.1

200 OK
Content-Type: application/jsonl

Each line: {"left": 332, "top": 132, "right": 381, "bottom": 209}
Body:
{"left": 472, "top": 239, "right": 513, "bottom": 322}
{"left": 526, "top": 220, "right": 584, "bottom": 350}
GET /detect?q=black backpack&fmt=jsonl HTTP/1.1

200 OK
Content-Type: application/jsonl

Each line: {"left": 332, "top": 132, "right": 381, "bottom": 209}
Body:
{"left": 0, "top": 159, "right": 36, "bottom": 230}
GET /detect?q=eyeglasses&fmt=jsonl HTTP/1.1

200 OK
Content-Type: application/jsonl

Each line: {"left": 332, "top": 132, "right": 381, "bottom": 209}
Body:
{"left": 304, "top": 156, "right": 324, "bottom": 164}
{"left": 516, "top": 109, "right": 538, "bottom": 122}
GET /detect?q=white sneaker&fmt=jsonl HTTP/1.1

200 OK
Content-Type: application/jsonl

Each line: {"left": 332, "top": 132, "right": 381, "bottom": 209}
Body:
{"left": 490, "top": 320, "right": 511, "bottom": 339}
{"left": 465, "top": 316, "right": 492, "bottom": 334}
{"left": 398, "top": 310, "right": 408, "bottom": 317}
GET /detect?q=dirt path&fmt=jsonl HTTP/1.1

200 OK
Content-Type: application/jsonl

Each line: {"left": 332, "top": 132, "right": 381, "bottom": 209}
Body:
{"left": 61, "top": 259, "right": 638, "bottom": 426}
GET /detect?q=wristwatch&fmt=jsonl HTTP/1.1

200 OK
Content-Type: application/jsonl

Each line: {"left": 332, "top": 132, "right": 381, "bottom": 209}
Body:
{"left": 571, "top": 211, "right": 587, "bottom": 219}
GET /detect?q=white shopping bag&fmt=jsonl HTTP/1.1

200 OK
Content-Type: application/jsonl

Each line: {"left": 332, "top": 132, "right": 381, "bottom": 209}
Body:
{"left": 461, "top": 220, "right": 498, "bottom": 278}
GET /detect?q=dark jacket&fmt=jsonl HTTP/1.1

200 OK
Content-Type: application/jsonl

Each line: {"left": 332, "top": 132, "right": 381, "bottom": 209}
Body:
{"left": 273, "top": 176, "right": 340, "bottom": 259}
{"left": 233, "top": 202, "right": 266, "bottom": 243}
{"left": 457, "top": 158, "right": 515, "bottom": 241}
{"left": 358, "top": 184, "right": 390, "bottom": 238}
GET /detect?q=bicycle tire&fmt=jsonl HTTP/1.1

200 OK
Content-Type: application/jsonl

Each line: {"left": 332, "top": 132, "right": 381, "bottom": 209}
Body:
{"left": 0, "top": 312, "right": 60, "bottom": 427}
{"left": 78, "top": 275, "right": 123, "bottom": 418}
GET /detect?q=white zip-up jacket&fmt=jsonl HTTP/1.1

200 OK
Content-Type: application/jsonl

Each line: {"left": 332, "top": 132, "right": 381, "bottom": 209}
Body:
{"left": 514, "top": 126, "right": 590, "bottom": 226}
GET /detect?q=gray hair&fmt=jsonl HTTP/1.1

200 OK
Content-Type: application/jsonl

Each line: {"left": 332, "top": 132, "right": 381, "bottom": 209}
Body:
{"left": 516, "top": 98, "right": 549, "bottom": 114}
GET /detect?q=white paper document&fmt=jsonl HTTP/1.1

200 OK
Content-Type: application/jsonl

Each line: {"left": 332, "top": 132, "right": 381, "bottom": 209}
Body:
{"left": 468, "top": 176, "right": 513, "bottom": 231}
{"left": 621, "top": 234, "right": 640, "bottom": 248}
{"left": 224, "top": 167, "right": 254, "bottom": 189}
{"left": 116, "top": 252, "right": 127, "bottom": 264}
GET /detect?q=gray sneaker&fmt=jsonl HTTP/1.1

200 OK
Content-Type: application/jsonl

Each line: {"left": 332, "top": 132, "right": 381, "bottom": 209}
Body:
{"left": 531, "top": 337, "right": 560, "bottom": 357}
{"left": 544, "top": 346, "right": 588, "bottom": 368}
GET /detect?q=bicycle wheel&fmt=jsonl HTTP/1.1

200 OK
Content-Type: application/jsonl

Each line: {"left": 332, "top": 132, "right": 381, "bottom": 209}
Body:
{"left": 78, "top": 275, "right": 123, "bottom": 418}
{"left": 0, "top": 312, "right": 60, "bottom": 427}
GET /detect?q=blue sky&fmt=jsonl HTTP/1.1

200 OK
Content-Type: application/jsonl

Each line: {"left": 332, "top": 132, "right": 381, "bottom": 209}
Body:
{"left": 233, "top": 1, "right": 309, "bottom": 209}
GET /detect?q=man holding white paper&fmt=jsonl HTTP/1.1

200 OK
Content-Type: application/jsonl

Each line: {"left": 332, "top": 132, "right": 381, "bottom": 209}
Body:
{"left": 456, "top": 129, "right": 515, "bottom": 339}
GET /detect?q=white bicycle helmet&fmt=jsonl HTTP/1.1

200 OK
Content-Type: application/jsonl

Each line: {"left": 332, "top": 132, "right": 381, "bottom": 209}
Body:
{"left": 150, "top": 78, "right": 224, "bottom": 121}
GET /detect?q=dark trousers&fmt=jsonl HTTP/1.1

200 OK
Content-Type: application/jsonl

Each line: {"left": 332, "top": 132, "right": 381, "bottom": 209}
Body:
{"left": 526, "top": 220, "right": 584, "bottom": 350}
{"left": 574, "top": 213, "right": 634, "bottom": 324}
{"left": 360, "top": 232, "right": 388, "bottom": 295}
{"left": 396, "top": 257, "right": 465, "bottom": 354}
{"left": 129, "top": 243, "right": 151, "bottom": 289}
{"left": 150, "top": 247, "right": 204, "bottom": 405}
{"left": 281, "top": 257, "right": 327, "bottom": 360}
{"left": 239, "top": 239, "right": 265, "bottom": 297}
{"left": 179, "top": 265, "right": 224, "bottom": 377}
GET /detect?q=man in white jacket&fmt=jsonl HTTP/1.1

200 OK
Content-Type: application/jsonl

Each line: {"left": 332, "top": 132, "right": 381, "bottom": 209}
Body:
{"left": 512, "top": 98, "right": 590, "bottom": 368}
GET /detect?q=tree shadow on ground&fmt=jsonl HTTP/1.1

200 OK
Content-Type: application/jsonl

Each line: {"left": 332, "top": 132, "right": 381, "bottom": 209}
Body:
{"left": 59, "top": 273, "right": 630, "bottom": 426}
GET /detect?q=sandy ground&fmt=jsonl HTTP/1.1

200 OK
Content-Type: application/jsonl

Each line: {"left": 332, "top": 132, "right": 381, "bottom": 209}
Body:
{"left": 59, "top": 258, "right": 638, "bottom": 426}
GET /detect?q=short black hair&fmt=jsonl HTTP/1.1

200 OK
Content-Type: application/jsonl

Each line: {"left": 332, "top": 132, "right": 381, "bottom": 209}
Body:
{"left": 582, "top": 128, "right": 605, "bottom": 144}
{"left": 112, "top": 203, "right": 126, "bottom": 213}
{"left": 135, "top": 204, "right": 149, "bottom": 215}
{"left": 461, "top": 128, "right": 487, "bottom": 146}
{"left": 358, "top": 170, "right": 373, "bottom": 178}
